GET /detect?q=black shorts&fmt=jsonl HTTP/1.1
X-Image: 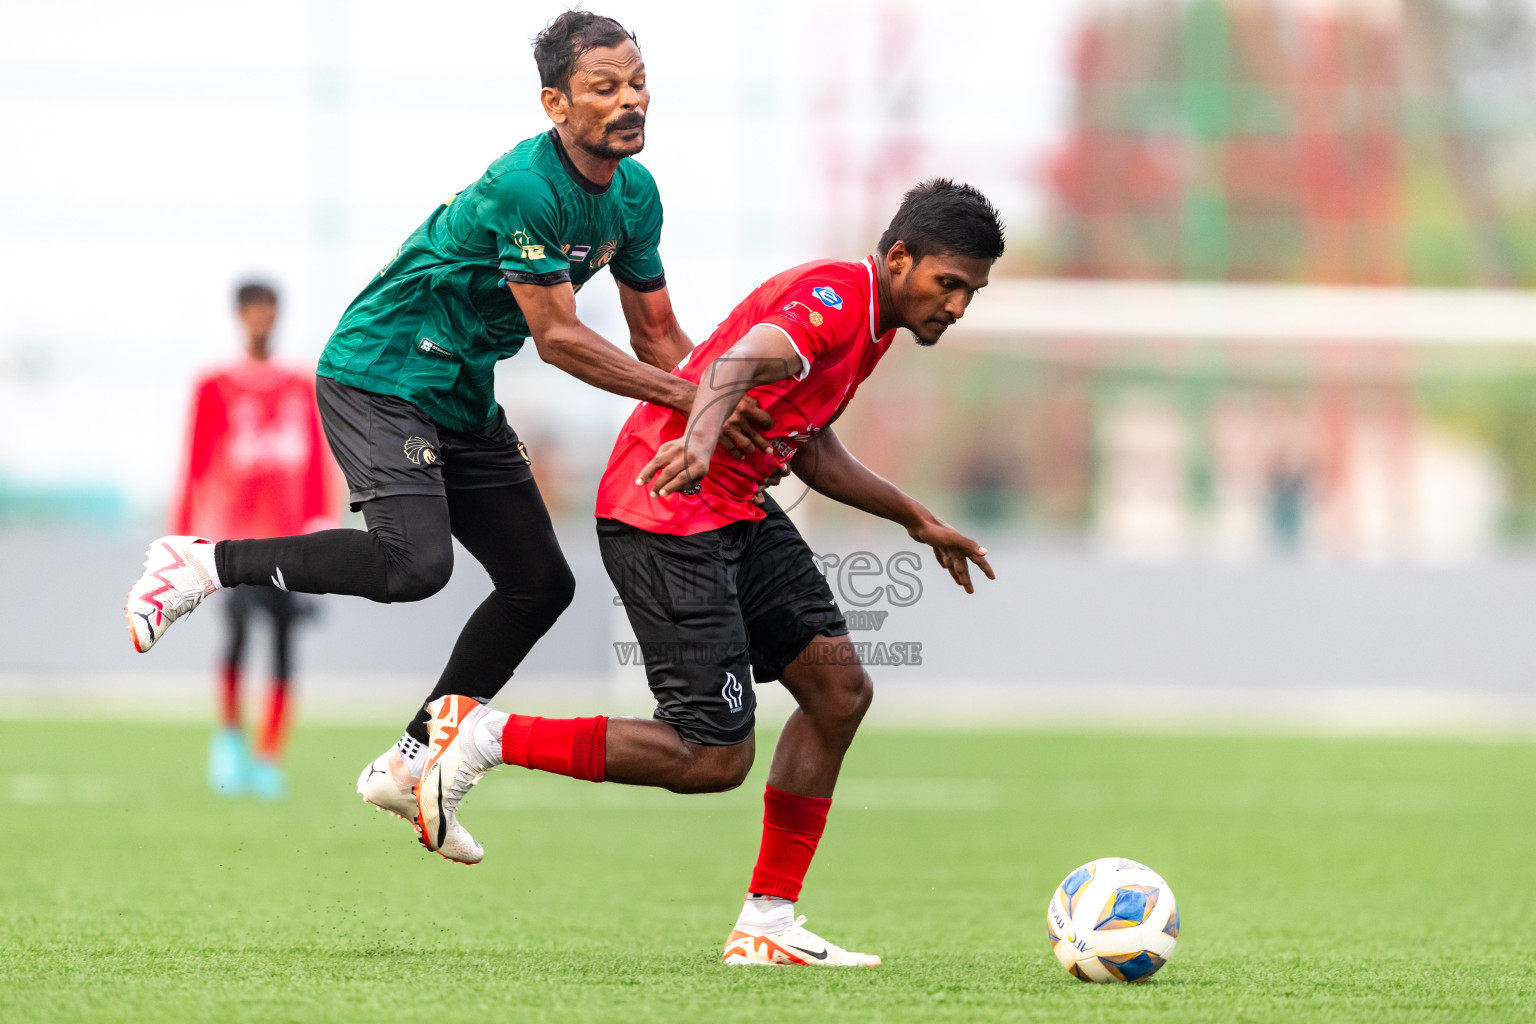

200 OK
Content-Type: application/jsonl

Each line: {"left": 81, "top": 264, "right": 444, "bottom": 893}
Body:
{"left": 315, "top": 375, "right": 534, "bottom": 511}
{"left": 597, "top": 496, "right": 849, "bottom": 746}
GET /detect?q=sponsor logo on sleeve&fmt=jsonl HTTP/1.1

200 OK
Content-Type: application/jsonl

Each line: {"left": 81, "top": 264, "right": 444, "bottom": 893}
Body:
{"left": 811, "top": 285, "right": 843, "bottom": 309}
{"left": 512, "top": 229, "right": 545, "bottom": 260}
{"left": 782, "top": 300, "right": 824, "bottom": 327}
{"left": 590, "top": 239, "right": 618, "bottom": 269}
{"left": 378, "top": 243, "right": 404, "bottom": 278}
{"left": 418, "top": 338, "right": 451, "bottom": 357}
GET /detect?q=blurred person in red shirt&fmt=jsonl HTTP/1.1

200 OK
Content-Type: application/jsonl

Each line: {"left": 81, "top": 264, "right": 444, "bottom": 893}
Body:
{"left": 170, "top": 281, "right": 340, "bottom": 799}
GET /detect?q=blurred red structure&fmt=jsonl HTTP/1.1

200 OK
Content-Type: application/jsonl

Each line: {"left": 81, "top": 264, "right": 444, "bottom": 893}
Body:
{"left": 1046, "top": 0, "right": 1536, "bottom": 287}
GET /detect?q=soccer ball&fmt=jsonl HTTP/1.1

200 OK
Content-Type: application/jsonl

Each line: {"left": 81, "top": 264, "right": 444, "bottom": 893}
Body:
{"left": 1046, "top": 857, "right": 1179, "bottom": 983}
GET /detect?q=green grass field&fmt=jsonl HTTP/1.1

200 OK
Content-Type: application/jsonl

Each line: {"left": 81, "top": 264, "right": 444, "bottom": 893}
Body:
{"left": 0, "top": 720, "right": 1533, "bottom": 1022}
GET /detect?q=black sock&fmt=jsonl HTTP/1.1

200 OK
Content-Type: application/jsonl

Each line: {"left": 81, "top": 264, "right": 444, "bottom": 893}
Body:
{"left": 215, "top": 494, "right": 452, "bottom": 604}
{"left": 217, "top": 531, "right": 391, "bottom": 600}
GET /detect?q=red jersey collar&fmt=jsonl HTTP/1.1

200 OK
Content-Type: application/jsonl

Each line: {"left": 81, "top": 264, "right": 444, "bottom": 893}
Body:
{"left": 863, "top": 255, "right": 894, "bottom": 345}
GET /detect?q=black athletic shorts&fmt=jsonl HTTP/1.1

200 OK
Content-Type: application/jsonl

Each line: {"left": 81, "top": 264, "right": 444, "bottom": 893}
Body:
{"left": 315, "top": 375, "right": 534, "bottom": 510}
{"left": 597, "top": 496, "right": 849, "bottom": 746}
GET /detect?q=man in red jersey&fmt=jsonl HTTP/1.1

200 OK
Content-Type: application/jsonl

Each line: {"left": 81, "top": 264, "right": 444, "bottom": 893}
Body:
{"left": 171, "top": 281, "right": 341, "bottom": 798}
{"left": 414, "top": 180, "right": 1001, "bottom": 965}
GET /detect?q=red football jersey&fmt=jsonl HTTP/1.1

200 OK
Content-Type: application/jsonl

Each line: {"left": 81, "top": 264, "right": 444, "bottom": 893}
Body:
{"left": 170, "top": 359, "right": 340, "bottom": 540}
{"left": 596, "top": 255, "right": 896, "bottom": 535}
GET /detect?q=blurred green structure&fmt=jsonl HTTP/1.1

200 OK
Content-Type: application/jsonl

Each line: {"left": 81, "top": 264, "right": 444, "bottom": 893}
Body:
{"left": 1047, "top": 0, "right": 1536, "bottom": 287}
{"left": 828, "top": 0, "right": 1536, "bottom": 552}
{"left": 833, "top": 278, "right": 1536, "bottom": 555}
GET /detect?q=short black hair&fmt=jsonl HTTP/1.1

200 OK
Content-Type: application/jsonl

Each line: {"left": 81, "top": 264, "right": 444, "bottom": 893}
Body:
{"left": 877, "top": 179, "right": 1005, "bottom": 264}
{"left": 235, "top": 281, "right": 278, "bottom": 308}
{"left": 533, "top": 10, "right": 639, "bottom": 96}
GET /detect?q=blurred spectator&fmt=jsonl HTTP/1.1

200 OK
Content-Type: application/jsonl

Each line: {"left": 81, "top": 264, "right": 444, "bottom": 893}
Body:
{"left": 1267, "top": 456, "right": 1310, "bottom": 553}
{"left": 170, "top": 281, "right": 340, "bottom": 799}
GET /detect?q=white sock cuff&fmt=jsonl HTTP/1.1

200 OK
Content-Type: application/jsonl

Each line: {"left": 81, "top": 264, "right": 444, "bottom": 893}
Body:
{"left": 189, "top": 538, "right": 222, "bottom": 590}
{"left": 474, "top": 709, "right": 509, "bottom": 766}
{"left": 734, "top": 894, "right": 795, "bottom": 936}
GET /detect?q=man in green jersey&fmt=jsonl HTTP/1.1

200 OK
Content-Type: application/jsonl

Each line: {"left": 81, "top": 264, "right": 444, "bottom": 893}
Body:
{"left": 125, "top": 11, "right": 766, "bottom": 864}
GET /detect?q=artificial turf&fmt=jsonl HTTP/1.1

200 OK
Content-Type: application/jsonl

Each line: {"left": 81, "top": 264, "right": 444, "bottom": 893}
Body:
{"left": 0, "top": 720, "right": 1531, "bottom": 1022}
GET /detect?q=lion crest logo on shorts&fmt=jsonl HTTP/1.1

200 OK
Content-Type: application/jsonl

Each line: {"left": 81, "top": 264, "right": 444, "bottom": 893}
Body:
{"left": 403, "top": 437, "right": 439, "bottom": 465}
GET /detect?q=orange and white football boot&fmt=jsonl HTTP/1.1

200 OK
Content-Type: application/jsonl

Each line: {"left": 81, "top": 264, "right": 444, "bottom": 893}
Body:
{"left": 125, "top": 536, "right": 218, "bottom": 652}
{"left": 722, "top": 916, "right": 882, "bottom": 967}
{"left": 416, "top": 696, "right": 495, "bottom": 863}
{"left": 357, "top": 746, "right": 483, "bottom": 864}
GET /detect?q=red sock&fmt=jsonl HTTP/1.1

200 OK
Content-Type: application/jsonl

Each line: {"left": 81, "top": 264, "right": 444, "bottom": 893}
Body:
{"left": 256, "top": 683, "right": 291, "bottom": 760}
{"left": 749, "top": 785, "right": 832, "bottom": 902}
{"left": 219, "top": 664, "right": 240, "bottom": 728}
{"left": 501, "top": 714, "right": 607, "bottom": 782}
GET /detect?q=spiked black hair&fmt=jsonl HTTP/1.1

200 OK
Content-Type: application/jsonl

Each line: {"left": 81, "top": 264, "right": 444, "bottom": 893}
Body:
{"left": 877, "top": 178, "right": 1006, "bottom": 263}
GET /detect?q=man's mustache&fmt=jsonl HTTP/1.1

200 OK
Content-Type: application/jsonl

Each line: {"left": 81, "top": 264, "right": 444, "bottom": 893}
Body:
{"left": 605, "top": 112, "right": 646, "bottom": 134}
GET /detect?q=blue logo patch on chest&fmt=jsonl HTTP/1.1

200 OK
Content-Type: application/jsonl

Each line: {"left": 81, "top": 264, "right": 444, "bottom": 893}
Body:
{"left": 811, "top": 286, "right": 843, "bottom": 309}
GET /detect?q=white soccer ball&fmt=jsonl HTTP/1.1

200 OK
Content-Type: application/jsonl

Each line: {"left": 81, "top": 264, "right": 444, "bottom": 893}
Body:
{"left": 1046, "top": 857, "right": 1179, "bottom": 983}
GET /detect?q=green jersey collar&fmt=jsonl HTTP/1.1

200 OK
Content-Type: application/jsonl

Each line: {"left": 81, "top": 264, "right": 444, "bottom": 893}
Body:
{"left": 547, "top": 129, "right": 612, "bottom": 196}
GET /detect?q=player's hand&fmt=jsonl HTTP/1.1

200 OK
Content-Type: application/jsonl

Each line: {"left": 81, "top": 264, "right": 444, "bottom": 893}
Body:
{"left": 907, "top": 518, "right": 994, "bottom": 594}
{"left": 751, "top": 464, "right": 790, "bottom": 506}
{"left": 721, "top": 396, "right": 773, "bottom": 458}
{"left": 637, "top": 436, "right": 713, "bottom": 498}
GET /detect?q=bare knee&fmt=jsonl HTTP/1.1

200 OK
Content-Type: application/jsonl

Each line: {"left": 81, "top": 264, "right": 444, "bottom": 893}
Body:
{"left": 830, "top": 666, "right": 874, "bottom": 720}
{"left": 810, "top": 667, "right": 873, "bottom": 741}
{"left": 666, "top": 740, "right": 755, "bottom": 794}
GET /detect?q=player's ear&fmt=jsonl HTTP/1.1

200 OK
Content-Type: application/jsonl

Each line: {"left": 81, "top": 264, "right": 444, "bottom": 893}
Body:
{"left": 885, "top": 240, "right": 912, "bottom": 278}
{"left": 540, "top": 86, "right": 569, "bottom": 125}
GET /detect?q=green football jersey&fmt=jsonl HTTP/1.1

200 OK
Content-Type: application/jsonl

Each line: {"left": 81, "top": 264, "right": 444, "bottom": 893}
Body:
{"left": 317, "top": 129, "right": 666, "bottom": 432}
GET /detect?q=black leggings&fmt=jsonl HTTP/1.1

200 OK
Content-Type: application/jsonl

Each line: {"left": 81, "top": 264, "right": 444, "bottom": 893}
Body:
{"left": 223, "top": 586, "right": 301, "bottom": 683}
{"left": 216, "top": 480, "right": 575, "bottom": 743}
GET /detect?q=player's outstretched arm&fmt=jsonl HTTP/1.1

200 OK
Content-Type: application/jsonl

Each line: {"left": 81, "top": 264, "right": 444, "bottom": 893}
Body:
{"left": 791, "top": 428, "right": 994, "bottom": 594}
{"left": 616, "top": 281, "right": 693, "bottom": 371}
{"left": 636, "top": 325, "right": 801, "bottom": 497}
{"left": 510, "top": 279, "right": 694, "bottom": 413}
{"left": 618, "top": 282, "right": 773, "bottom": 457}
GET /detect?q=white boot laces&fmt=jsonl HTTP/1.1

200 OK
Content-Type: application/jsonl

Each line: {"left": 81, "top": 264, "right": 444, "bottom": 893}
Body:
{"left": 443, "top": 761, "right": 487, "bottom": 817}
{"left": 163, "top": 586, "right": 206, "bottom": 624}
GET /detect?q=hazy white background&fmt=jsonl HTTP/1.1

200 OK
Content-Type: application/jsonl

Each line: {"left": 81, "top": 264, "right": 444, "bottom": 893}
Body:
{"left": 9, "top": 0, "right": 1536, "bottom": 725}
{"left": 0, "top": 0, "right": 1080, "bottom": 514}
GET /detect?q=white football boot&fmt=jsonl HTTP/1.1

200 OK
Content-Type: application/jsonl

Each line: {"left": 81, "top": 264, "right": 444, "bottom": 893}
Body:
{"left": 722, "top": 916, "right": 882, "bottom": 967}
{"left": 125, "top": 536, "right": 219, "bottom": 652}
{"left": 356, "top": 747, "right": 484, "bottom": 865}
{"left": 416, "top": 696, "right": 496, "bottom": 863}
